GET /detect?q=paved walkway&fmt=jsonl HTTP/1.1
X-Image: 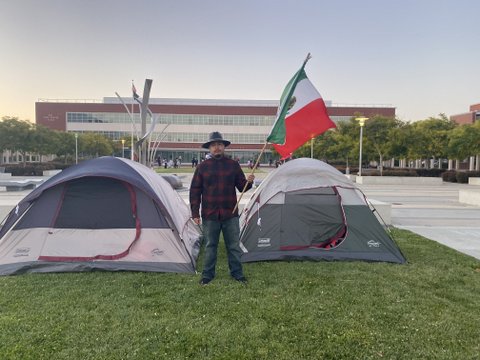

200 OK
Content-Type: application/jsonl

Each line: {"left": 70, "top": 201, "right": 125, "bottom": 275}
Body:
{"left": 1, "top": 172, "right": 479, "bottom": 261}
{"left": 356, "top": 182, "right": 480, "bottom": 260}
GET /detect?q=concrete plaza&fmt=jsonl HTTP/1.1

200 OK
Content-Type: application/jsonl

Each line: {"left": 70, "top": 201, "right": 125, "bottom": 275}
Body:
{"left": 356, "top": 182, "right": 480, "bottom": 260}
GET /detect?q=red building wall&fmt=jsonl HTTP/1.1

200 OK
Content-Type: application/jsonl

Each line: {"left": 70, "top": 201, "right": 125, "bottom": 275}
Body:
{"left": 470, "top": 103, "right": 480, "bottom": 112}
{"left": 36, "top": 101, "right": 396, "bottom": 131}
{"left": 36, "top": 102, "right": 278, "bottom": 131}
{"left": 450, "top": 112, "right": 475, "bottom": 125}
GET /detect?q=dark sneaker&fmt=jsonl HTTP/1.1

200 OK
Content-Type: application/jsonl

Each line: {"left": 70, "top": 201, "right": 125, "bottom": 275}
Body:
{"left": 199, "top": 278, "right": 211, "bottom": 286}
{"left": 235, "top": 277, "right": 248, "bottom": 285}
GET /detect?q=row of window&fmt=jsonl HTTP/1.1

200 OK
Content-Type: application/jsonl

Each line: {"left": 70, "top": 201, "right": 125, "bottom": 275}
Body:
{"left": 74, "top": 131, "right": 268, "bottom": 144}
{"left": 67, "top": 112, "right": 276, "bottom": 126}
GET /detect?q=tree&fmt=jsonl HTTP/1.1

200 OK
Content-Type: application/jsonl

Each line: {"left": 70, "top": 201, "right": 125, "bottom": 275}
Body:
{"left": 0, "top": 116, "right": 34, "bottom": 166}
{"left": 29, "top": 124, "right": 57, "bottom": 162}
{"left": 79, "top": 133, "right": 114, "bottom": 158}
{"left": 362, "top": 116, "right": 401, "bottom": 174}
{"left": 52, "top": 131, "right": 77, "bottom": 163}
{"left": 408, "top": 114, "right": 455, "bottom": 167}
{"left": 326, "top": 118, "right": 363, "bottom": 165}
{"left": 447, "top": 123, "right": 480, "bottom": 163}
{"left": 387, "top": 122, "right": 414, "bottom": 163}
{"left": 328, "top": 132, "right": 357, "bottom": 168}
{"left": 293, "top": 130, "right": 338, "bottom": 161}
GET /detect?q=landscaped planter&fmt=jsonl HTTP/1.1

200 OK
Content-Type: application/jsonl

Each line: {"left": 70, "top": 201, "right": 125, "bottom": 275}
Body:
{"left": 469, "top": 177, "right": 480, "bottom": 185}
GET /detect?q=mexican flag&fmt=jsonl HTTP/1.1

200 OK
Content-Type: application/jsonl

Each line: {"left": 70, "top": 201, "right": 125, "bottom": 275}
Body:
{"left": 267, "top": 66, "right": 336, "bottom": 159}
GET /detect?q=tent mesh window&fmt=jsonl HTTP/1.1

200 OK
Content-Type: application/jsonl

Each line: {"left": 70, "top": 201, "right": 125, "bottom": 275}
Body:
{"left": 281, "top": 187, "right": 346, "bottom": 250}
{"left": 54, "top": 177, "right": 136, "bottom": 229}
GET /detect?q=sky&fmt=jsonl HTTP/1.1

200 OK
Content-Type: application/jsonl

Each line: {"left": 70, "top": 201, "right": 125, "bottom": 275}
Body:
{"left": 1, "top": 0, "right": 479, "bottom": 123}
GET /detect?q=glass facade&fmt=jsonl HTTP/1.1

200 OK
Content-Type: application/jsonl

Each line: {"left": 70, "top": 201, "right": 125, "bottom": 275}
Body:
{"left": 67, "top": 112, "right": 275, "bottom": 127}
{"left": 330, "top": 115, "right": 354, "bottom": 122}
{"left": 65, "top": 110, "right": 355, "bottom": 163}
{"left": 71, "top": 130, "right": 268, "bottom": 144}
{"left": 67, "top": 111, "right": 277, "bottom": 163}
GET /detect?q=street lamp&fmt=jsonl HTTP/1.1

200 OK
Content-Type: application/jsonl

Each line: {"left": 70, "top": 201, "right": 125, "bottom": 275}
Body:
{"left": 355, "top": 117, "right": 369, "bottom": 176}
{"left": 74, "top": 133, "right": 78, "bottom": 164}
{"left": 121, "top": 139, "right": 125, "bottom": 158}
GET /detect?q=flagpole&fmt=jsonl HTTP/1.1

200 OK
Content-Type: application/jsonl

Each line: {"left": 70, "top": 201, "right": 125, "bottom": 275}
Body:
{"left": 131, "top": 100, "right": 134, "bottom": 161}
{"left": 232, "top": 142, "right": 268, "bottom": 214}
{"left": 303, "top": 53, "right": 312, "bottom": 67}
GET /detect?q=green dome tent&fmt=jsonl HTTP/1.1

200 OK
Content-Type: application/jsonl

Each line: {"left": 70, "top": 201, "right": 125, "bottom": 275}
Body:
{"left": 239, "top": 158, "right": 405, "bottom": 264}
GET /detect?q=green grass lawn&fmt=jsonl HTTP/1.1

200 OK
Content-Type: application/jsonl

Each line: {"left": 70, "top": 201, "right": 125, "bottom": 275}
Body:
{"left": 1, "top": 228, "right": 479, "bottom": 359}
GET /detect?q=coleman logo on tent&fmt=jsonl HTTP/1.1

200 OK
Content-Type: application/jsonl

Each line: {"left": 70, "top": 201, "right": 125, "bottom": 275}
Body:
{"left": 14, "top": 248, "right": 30, "bottom": 257}
{"left": 151, "top": 248, "right": 164, "bottom": 256}
{"left": 257, "top": 238, "right": 271, "bottom": 247}
{"left": 367, "top": 240, "right": 380, "bottom": 248}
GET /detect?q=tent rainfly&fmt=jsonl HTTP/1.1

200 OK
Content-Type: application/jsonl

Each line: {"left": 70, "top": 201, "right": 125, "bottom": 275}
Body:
{"left": 239, "top": 158, "right": 406, "bottom": 264}
{"left": 0, "top": 157, "right": 201, "bottom": 275}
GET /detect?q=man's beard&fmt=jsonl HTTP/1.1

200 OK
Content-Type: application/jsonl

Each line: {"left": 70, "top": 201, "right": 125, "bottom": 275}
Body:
{"left": 213, "top": 154, "right": 222, "bottom": 159}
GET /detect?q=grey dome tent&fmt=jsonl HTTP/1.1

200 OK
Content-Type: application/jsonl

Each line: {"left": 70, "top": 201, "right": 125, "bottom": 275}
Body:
{"left": 239, "top": 158, "right": 405, "bottom": 264}
{"left": 0, "top": 157, "right": 201, "bottom": 275}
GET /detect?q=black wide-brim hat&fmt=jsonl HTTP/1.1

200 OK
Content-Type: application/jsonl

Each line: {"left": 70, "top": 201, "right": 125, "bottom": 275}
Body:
{"left": 202, "top": 131, "right": 231, "bottom": 149}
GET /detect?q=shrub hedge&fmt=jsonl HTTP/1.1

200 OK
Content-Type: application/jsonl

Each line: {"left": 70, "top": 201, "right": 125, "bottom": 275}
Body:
{"left": 442, "top": 170, "right": 480, "bottom": 183}
{"left": 442, "top": 170, "right": 457, "bottom": 182}
{"left": 4, "top": 162, "right": 71, "bottom": 176}
{"left": 334, "top": 166, "right": 447, "bottom": 178}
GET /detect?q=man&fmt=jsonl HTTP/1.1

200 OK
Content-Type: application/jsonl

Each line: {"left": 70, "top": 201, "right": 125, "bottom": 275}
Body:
{"left": 190, "top": 132, "right": 254, "bottom": 285}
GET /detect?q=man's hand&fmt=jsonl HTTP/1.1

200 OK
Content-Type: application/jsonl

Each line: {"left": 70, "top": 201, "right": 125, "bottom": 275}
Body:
{"left": 247, "top": 174, "right": 255, "bottom": 183}
{"left": 192, "top": 217, "right": 201, "bottom": 225}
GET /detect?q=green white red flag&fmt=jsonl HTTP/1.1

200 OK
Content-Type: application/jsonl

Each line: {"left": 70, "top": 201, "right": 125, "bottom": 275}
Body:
{"left": 267, "top": 62, "right": 336, "bottom": 159}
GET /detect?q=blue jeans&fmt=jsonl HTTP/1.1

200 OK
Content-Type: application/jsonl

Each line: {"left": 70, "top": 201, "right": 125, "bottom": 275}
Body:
{"left": 201, "top": 217, "right": 244, "bottom": 280}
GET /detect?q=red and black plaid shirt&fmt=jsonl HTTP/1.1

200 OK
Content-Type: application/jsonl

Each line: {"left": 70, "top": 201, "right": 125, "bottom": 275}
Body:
{"left": 189, "top": 156, "right": 252, "bottom": 220}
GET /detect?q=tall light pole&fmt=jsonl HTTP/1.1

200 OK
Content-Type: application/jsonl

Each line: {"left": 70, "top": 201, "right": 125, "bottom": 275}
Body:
{"left": 74, "top": 133, "right": 78, "bottom": 164}
{"left": 121, "top": 139, "right": 125, "bottom": 158}
{"left": 355, "top": 117, "right": 368, "bottom": 176}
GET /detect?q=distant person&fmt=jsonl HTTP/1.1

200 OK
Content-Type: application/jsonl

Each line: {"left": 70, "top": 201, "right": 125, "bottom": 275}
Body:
{"left": 190, "top": 131, "right": 254, "bottom": 286}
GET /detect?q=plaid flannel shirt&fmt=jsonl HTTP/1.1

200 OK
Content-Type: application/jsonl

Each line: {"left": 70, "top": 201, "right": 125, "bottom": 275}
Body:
{"left": 189, "top": 156, "right": 252, "bottom": 221}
